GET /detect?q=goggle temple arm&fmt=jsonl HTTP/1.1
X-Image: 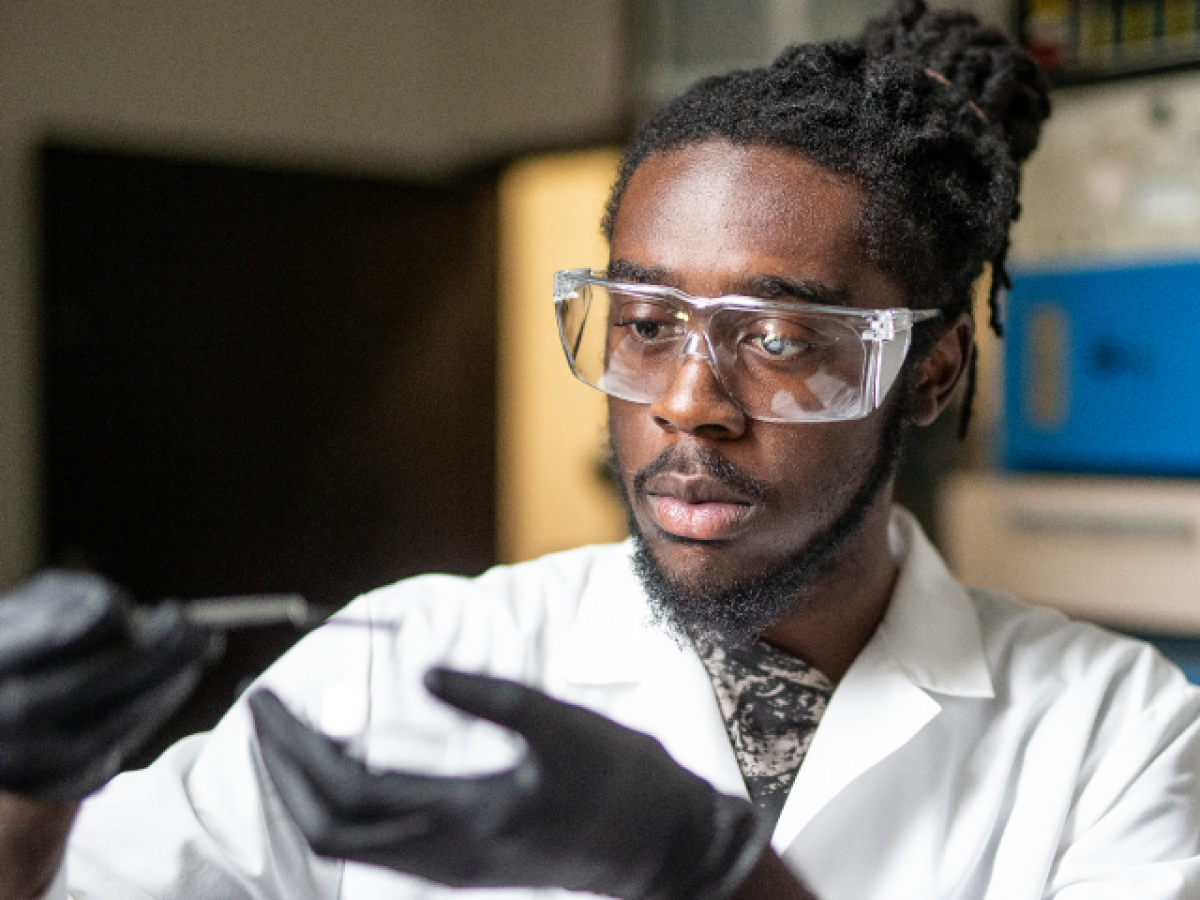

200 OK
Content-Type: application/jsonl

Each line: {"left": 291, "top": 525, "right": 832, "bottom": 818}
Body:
{"left": 870, "top": 309, "right": 941, "bottom": 409}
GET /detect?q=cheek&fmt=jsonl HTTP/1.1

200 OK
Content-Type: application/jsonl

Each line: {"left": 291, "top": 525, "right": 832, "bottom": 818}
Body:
{"left": 607, "top": 399, "right": 653, "bottom": 475}
{"left": 751, "top": 422, "right": 883, "bottom": 513}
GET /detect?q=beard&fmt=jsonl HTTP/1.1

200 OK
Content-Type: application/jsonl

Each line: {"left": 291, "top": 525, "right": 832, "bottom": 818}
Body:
{"left": 608, "top": 389, "right": 914, "bottom": 648}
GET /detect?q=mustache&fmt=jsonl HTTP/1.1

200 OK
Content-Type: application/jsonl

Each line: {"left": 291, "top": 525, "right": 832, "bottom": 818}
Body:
{"left": 631, "top": 444, "right": 767, "bottom": 504}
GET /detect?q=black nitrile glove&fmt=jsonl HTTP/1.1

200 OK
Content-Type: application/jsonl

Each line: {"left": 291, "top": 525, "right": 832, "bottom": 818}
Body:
{"left": 250, "top": 668, "right": 770, "bottom": 900}
{"left": 0, "top": 570, "right": 220, "bottom": 802}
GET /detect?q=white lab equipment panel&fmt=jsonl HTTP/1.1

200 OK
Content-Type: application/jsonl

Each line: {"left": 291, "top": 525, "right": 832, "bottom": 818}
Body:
{"left": 939, "top": 472, "right": 1200, "bottom": 631}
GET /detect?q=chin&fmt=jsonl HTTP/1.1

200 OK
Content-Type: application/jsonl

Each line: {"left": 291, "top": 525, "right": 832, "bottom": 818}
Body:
{"left": 645, "top": 532, "right": 782, "bottom": 587}
{"left": 629, "top": 529, "right": 819, "bottom": 646}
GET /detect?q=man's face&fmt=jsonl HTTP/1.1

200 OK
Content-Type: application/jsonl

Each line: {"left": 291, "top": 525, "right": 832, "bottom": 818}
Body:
{"left": 606, "top": 140, "right": 912, "bottom": 633}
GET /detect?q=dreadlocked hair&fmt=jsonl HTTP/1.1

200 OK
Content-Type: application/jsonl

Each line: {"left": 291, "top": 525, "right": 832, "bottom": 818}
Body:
{"left": 602, "top": 0, "right": 1050, "bottom": 436}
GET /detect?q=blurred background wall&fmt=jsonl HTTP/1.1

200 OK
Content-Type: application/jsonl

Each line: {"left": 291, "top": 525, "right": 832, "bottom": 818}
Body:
{"left": 0, "top": 0, "right": 627, "bottom": 591}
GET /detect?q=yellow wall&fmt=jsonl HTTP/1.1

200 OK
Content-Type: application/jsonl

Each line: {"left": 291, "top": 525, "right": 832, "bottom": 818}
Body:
{"left": 497, "top": 150, "right": 629, "bottom": 563}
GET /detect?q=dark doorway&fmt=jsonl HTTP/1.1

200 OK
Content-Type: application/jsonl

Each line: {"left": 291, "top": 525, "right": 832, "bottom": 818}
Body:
{"left": 39, "top": 143, "right": 498, "bottom": 763}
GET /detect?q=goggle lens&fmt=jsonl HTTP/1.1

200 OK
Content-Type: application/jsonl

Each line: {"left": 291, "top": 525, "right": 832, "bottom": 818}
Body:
{"left": 555, "top": 272, "right": 928, "bottom": 423}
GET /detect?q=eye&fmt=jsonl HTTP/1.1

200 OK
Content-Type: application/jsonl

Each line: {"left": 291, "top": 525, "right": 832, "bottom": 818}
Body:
{"left": 759, "top": 333, "right": 808, "bottom": 357}
{"left": 745, "top": 321, "right": 814, "bottom": 359}
{"left": 623, "top": 319, "right": 667, "bottom": 340}
{"left": 613, "top": 302, "right": 683, "bottom": 343}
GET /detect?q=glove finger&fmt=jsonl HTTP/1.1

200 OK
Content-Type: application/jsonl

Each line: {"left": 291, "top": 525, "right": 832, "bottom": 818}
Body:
{"left": 0, "top": 571, "right": 129, "bottom": 676}
{"left": 250, "top": 690, "right": 396, "bottom": 818}
{"left": 421, "top": 668, "right": 554, "bottom": 733}
{"left": 424, "top": 667, "right": 615, "bottom": 753}
{"left": 87, "top": 657, "right": 206, "bottom": 763}
{"left": 249, "top": 689, "right": 369, "bottom": 793}
{"left": 251, "top": 689, "right": 495, "bottom": 814}
{"left": 86, "top": 602, "right": 220, "bottom": 712}
{"left": 0, "top": 612, "right": 218, "bottom": 729}
{"left": 250, "top": 689, "right": 522, "bottom": 861}
{"left": 250, "top": 690, "right": 441, "bottom": 854}
{"left": 0, "top": 661, "right": 204, "bottom": 801}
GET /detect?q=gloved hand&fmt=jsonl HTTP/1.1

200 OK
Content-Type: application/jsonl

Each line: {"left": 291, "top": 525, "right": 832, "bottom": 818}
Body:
{"left": 250, "top": 668, "right": 771, "bottom": 900}
{"left": 0, "top": 570, "right": 220, "bottom": 802}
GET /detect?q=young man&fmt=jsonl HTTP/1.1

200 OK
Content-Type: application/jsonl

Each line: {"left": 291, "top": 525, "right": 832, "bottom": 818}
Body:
{"left": 4, "top": 2, "right": 1200, "bottom": 898}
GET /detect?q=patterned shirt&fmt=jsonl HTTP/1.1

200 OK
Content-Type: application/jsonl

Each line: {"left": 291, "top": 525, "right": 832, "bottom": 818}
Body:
{"left": 693, "top": 635, "right": 834, "bottom": 824}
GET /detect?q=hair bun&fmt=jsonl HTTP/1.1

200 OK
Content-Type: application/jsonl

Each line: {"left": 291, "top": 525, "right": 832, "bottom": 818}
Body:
{"left": 861, "top": 0, "right": 1050, "bottom": 165}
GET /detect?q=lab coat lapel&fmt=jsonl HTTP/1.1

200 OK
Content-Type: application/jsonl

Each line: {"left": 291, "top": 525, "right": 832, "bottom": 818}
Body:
{"left": 774, "top": 511, "right": 994, "bottom": 852}
{"left": 556, "top": 543, "right": 748, "bottom": 800}
{"left": 773, "top": 627, "right": 941, "bottom": 851}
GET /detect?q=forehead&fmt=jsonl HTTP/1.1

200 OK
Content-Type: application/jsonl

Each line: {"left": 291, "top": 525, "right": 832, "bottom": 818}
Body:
{"left": 610, "top": 140, "right": 900, "bottom": 306}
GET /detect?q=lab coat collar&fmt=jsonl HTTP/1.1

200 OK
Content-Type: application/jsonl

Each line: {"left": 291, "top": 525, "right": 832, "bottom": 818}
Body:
{"left": 874, "top": 508, "right": 994, "bottom": 700}
{"left": 560, "top": 509, "right": 993, "bottom": 698}
{"left": 558, "top": 541, "right": 661, "bottom": 686}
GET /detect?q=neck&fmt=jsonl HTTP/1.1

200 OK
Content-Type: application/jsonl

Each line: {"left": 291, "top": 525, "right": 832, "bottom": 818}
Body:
{"left": 758, "top": 491, "right": 899, "bottom": 683}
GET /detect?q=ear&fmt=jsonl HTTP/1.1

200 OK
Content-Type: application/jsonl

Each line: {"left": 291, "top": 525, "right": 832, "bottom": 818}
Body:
{"left": 908, "top": 311, "right": 973, "bottom": 427}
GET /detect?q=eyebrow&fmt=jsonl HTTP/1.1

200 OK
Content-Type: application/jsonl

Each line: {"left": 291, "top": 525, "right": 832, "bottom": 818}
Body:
{"left": 606, "top": 259, "right": 672, "bottom": 285}
{"left": 606, "top": 258, "right": 854, "bottom": 307}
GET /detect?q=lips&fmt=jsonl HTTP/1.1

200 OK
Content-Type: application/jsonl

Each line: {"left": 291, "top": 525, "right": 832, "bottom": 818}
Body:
{"left": 643, "top": 473, "right": 758, "bottom": 541}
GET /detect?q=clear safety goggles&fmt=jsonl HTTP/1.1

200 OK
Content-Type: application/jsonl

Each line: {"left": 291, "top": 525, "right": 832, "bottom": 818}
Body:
{"left": 554, "top": 269, "right": 942, "bottom": 423}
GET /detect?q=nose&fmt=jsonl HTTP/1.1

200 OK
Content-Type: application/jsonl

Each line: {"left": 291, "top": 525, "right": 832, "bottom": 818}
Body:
{"left": 648, "top": 349, "right": 748, "bottom": 438}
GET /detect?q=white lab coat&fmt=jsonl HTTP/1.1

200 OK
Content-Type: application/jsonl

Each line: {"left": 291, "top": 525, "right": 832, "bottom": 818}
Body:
{"left": 60, "top": 509, "right": 1200, "bottom": 900}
